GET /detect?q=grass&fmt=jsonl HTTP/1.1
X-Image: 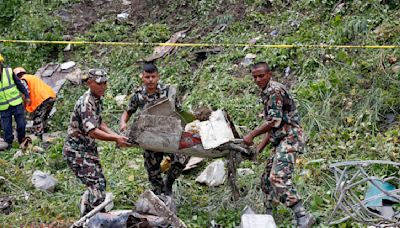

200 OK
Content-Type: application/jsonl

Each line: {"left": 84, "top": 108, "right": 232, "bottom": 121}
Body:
{"left": 0, "top": 0, "right": 400, "bottom": 227}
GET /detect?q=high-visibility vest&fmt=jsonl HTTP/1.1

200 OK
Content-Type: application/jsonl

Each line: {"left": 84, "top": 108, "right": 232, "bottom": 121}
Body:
{"left": 21, "top": 74, "right": 56, "bottom": 112}
{"left": 0, "top": 67, "right": 23, "bottom": 111}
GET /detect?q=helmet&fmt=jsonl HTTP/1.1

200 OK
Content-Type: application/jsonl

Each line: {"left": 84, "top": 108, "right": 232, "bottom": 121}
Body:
{"left": 0, "top": 54, "right": 4, "bottom": 62}
{"left": 13, "top": 67, "right": 26, "bottom": 76}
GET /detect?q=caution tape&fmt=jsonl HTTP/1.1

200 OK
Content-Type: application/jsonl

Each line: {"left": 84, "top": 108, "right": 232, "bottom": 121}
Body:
{"left": 0, "top": 39, "right": 399, "bottom": 49}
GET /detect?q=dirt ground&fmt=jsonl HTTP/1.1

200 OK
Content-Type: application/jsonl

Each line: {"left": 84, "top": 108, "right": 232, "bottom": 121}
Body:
{"left": 56, "top": 0, "right": 247, "bottom": 36}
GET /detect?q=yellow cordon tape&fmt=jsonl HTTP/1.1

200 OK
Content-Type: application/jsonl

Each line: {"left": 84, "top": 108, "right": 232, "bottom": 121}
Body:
{"left": 0, "top": 39, "right": 399, "bottom": 49}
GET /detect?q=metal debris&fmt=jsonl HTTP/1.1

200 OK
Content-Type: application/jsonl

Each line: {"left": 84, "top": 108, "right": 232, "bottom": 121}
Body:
{"left": 145, "top": 29, "right": 189, "bottom": 62}
{"left": 183, "top": 157, "right": 204, "bottom": 171}
{"left": 196, "top": 159, "right": 226, "bottom": 187}
{"left": 31, "top": 170, "right": 58, "bottom": 193}
{"left": 329, "top": 160, "right": 400, "bottom": 226}
{"left": 60, "top": 61, "right": 76, "bottom": 71}
{"left": 240, "top": 206, "right": 276, "bottom": 228}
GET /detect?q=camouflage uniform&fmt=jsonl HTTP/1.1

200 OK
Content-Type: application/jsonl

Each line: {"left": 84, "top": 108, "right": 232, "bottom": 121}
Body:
{"left": 260, "top": 80, "right": 305, "bottom": 208}
{"left": 127, "top": 83, "right": 189, "bottom": 194}
{"left": 32, "top": 97, "right": 56, "bottom": 137}
{"left": 20, "top": 79, "right": 55, "bottom": 137}
{"left": 63, "top": 90, "right": 106, "bottom": 213}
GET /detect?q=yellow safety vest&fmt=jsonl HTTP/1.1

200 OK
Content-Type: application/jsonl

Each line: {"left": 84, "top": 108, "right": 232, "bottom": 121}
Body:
{"left": 0, "top": 67, "right": 23, "bottom": 111}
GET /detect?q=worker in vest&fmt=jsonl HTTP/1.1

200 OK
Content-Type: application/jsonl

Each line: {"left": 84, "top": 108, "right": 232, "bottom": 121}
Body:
{"left": 13, "top": 67, "right": 56, "bottom": 140}
{"left": 0, "top": 54, "right": 30, "bottom": 150}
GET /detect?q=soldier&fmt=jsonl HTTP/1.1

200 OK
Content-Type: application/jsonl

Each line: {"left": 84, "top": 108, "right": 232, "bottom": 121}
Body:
{"left": 120, "top": 62, "right": 189, "bottom": 195}
{"left": 243, "top": 62, "right": 315, "bottom": 227}
{"left": 63, "top": 69, "right": 130, "bottom": 216}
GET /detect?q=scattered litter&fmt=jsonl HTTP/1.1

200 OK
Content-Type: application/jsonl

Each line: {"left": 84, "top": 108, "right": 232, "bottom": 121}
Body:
{"left": 32, "top": 146, "right": 45, "bottom": 153}
{"left": 183, "top": 157, "right": 204, "bottom": 171}
{"left": 243, "top": 36, "right": 262, "bottom": 52}
{"left": 284, "top": 67, "right": 291, "bottom": 77}
{"left": 290, "top": 20, "right": 300, "bottom": 28}
{"left": 60, "top": 61, "right": 76, "bottom": 71}
{"left": 63, "top": 43, "right": 72, "bottom": 52}
{"left": 240, "top": 206, "right": 276, "bottom": 228}
{"left": 196, "top": 159, "right": 225, "bottom": 187}
{"left": 13, "top": 150, "right": 24, "bottom": 159}
{"left": 114, "top": 95, "right": 127, "bottom": 107}
{"left": 270, "top": 30, "right": 278, "bottom": 37}
{"left": 145, "top": 29, "right": 189, "bottom": 62}
{"left": 237, "top": 168, "right": 254, "bottom": 176}
{"left": 241, "top": 53, "right": 257, "bottom": 67}
{"left": 117, "top": 12, "right": 129, "bottom": 19}
{"left": 31, "top": 170, "right": 58, "bottom": 192}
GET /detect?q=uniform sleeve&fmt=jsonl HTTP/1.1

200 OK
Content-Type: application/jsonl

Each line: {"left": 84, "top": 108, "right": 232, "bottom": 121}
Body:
{"left": 21, "top": 79, "right": 30, "bottom": 96}
{"left": 126, "top": 93, "right": 139, "bottom": 115}
{"left": 264, "top": 88, "right": 283, "bottom": 128}
{"left": 13, "top": 74, "right": 30, "bottom": 99}
{"left": 81, "top": 99, "right": 98, "bottom": 133}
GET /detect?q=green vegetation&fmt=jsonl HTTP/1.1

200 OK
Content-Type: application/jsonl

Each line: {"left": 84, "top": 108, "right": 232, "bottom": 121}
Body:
{"left": 1, "top": 0, "right": 400, "bottom": 227}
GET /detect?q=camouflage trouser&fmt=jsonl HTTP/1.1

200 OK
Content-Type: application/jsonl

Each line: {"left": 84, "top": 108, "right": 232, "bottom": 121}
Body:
{"left": 32, "top": 97, "right": 55, "bottom": 136}
{"left": 143, "top": 150, "right": 190, "bottom": 194}
{"left": 261, "top": 128, "right": 304, "bottom": 208}
{"left": 64, "top": 148, "right": 106, "bottom": 212}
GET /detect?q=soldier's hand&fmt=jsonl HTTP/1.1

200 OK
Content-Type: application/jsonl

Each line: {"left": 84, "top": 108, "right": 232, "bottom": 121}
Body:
{"left": 243, "top": 134, "right": 254, "bottom": 146}
{"left": 119, "top": 123, "right": 128, "bottom": 132}
{"left": 116, "top": 135, "right": 131, "bottom": 148}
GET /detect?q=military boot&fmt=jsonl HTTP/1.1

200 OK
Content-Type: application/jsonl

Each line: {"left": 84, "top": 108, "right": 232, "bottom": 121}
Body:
{"left": 162, "top": 176, "right": 174, "bottom": 196}
{"left": 291, "top": 202, "right": 316, "bottom": 228}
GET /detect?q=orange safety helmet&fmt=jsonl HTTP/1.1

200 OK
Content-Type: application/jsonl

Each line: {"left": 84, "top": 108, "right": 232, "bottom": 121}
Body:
{"left": 13, "top": 67, "right": 26, "bottom": 76}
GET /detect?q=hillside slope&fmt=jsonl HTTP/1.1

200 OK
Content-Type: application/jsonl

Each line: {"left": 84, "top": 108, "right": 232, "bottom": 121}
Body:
{"left": 1, "top": 0, "right": 400, "bottom": 226}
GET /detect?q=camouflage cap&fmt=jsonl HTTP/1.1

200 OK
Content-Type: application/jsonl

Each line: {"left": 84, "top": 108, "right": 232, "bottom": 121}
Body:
{"left": 88, "top": 69, "right": 107, "bottom": 83}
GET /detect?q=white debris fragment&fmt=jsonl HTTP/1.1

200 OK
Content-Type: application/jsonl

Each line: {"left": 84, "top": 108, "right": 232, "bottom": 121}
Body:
{"left": 31, "top": 170, "right": 58, "bottom": 192}
{"left": 115, "top": 95, "right": 127, "bottom": 107}
{"left": 60, "top": 61, "right": 76, "bottom": 70}
{"left": 196, "top": 160, "right": 225, "bottom": 186}
{"left": 237, "top": 168, "right": 254, "bottom": 176}
{"left": 199, "top": 110, "right": 235, "bottom": 149}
